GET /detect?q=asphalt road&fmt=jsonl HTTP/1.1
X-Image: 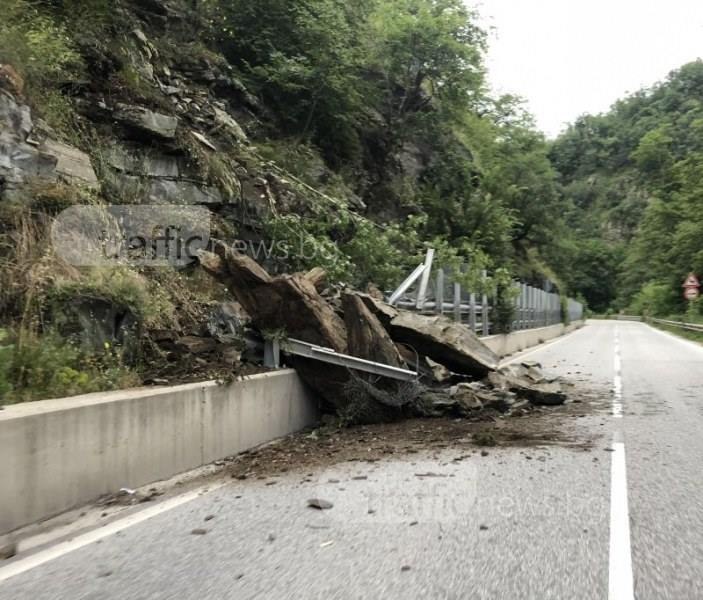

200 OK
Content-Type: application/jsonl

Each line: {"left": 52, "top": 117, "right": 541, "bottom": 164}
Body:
{"left": 1, "top": 320, "right": 702, "bottom": 599}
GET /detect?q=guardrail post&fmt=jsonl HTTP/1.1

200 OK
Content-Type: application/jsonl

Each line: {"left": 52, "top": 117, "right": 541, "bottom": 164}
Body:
{"left": 415, "top": 248, "right": 435, "bottom": 310}
{"left": 436, "top": 268, "right": 444, "bottom": 315}
{"left": 545, "top": 289, "right": 549, "bottom": 326}
{"left": 264, "top": 338, "right": 281, "bottom": 368}
{"left": 469, "top": 292, "right": 477, "bottom": 333}
{"left": 481, "top": 270, "right": 489, "bottom": 336}
{"left": 453, "top": 280, "right": 462, "bottom": 323}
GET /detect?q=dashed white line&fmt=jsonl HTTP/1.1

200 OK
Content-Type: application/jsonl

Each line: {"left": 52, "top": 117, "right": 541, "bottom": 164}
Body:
{"left": 608, "top": 435, "right": 635, "bottom": 600}
{"left": 0, "top": 484, "right": 222, "bottom": 584}
{"left": 613, "top": 328, "right": 623, "bottom": 418}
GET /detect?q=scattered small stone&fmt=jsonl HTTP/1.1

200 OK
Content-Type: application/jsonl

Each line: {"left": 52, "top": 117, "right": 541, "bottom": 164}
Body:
{"left": 368, "top": 509, "right": 376, "bottom": 514}
{"left": 401, "top": 565, "right": 412, "bottom": 572}
{"left": 328, "top": 479, "right": 340, "bottom": 484}
{"left": 307, "top": 498, "right": 334, "bottom": 510}
{"left": 481, "top": 450, "right": 489, "bottom": 457}
{"left": 204, "top": 515, "right": 215, "bottom": 522}
{"left": 409, "top": 521, "right": 418, "bottom": 526}
{"left": 97, "top": 570, "right": 113, "bottom": 578}
{"left": 351, "top": 475, "right": 368, "bottom": 481}
{"left": 267, "top": 533, "right": 276, "bottom": 542}
{"left": 191, "top": 528, "right": 208, "bottom": 535}
{"left": 479, "top": 524, "right": 489, "bottom": 531}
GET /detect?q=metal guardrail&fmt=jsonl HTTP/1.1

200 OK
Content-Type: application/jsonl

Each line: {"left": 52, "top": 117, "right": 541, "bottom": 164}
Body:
{"left": 388, "top": 250, "right": 584, "bottom": 336}
{"left": 650, "top": 318, "right": 703, "bottom": 333}
{"left": 263, "top": 337, "right": 418, "bottom": 381}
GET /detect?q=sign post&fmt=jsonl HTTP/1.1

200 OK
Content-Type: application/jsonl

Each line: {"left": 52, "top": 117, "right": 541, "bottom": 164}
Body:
{"left": 682, "top": 273, "right": 700, "bottom": 301}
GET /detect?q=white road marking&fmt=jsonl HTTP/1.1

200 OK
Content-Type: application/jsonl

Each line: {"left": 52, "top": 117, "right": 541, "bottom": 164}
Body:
{"left": 613, "top": 328, "right": 623, "bottom": 418}
{"left": 0, "top": 484, "right": 223, "bottom": 584}
{"left": 608, "top": 436, "right": 635, "bottom": 600}
{"left": 646, "top": 322, "right": 703, "bottom": 354}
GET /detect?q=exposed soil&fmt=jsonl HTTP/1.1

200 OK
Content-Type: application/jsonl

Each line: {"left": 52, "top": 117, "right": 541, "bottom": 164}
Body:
{"left": 225, "top": 381, "right": 609, "bottom": 482}
{"left": 139, "top": 355, "right": 270, "bottom": 386}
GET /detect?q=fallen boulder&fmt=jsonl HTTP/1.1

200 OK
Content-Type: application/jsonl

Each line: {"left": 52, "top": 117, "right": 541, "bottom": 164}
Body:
{"left": 389, "top": 312, "right": 499, "bottom": 377}
{"left": 342, "top": 292, "right": 405, "bottom": 368}
{"left": 198, "top": 241, "right": 347, "bottom": 352}
{"left": 487, "top": 364, "right": 567, "bottom": 406}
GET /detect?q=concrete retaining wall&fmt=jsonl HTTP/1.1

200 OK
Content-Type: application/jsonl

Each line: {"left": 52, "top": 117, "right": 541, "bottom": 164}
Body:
{"left": 482, "top": 321, "right": 584, "bottom": 358}
{"left": 0, "top": 370, "right": 318, "bottom": 535}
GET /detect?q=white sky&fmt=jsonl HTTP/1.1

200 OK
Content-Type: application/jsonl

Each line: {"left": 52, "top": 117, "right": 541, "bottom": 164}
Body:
{"left": 472, "top": 0, "right": 703, "bottom": 138}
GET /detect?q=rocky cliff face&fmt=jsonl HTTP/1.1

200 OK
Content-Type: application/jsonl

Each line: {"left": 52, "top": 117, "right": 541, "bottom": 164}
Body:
{"left": 0, "top": 0, "right": 431, "bottom": 395}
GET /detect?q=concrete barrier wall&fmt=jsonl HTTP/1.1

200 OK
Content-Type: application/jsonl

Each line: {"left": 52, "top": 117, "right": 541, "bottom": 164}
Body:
{"left": 482, "top": 321, "right": 584, "bottom": 358}
{"left": 0, "top": 370, "right": 318, "bottom": 535}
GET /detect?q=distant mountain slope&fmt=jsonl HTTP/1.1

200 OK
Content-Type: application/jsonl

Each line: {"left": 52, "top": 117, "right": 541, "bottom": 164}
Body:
{"left": 549, "top": 60, "right": 703, "bottom": 315}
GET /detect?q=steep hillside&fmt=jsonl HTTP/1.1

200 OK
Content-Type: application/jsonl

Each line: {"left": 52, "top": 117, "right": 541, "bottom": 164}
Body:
{"left": 550, "top": 60, "right": 703, "bottom": 315}
{"left": 0, "top": 0, "right": 569, "bottom": 401}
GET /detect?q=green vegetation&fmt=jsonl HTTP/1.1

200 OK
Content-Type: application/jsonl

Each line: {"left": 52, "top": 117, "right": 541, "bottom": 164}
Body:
{"left": 0, "top": 329, "right": 139, "bottom": 404}
{"left": 204, "top": 0, "right": 568, "bottom": 284}
{"left": 550, "top": 61, "right": 703, "bottom": 318}
{"left": 11, "top": 0, "right": 703, "bottom": 400}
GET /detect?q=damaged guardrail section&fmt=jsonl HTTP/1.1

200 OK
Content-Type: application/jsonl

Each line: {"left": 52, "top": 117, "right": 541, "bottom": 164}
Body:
{"left": 0, "top": 370, "right": 317, "bottom": 535}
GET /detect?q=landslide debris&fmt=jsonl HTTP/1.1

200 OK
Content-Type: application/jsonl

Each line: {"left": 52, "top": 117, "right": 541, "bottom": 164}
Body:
{"left": 197, "top": 243, "right": 572, "bottom": 424}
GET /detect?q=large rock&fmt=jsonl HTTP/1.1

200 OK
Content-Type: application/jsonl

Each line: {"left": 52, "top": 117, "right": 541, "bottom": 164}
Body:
{"left": 0, "top": 64, "right": 24, "bottom": 96}
{"left": 39, "top": 140, "right": 98, "bottom": 188}
{"left": 198, "top": 241, "right": 347, "bottom": 352}
{"left": 452, "top": 381, "right": 519, "bottom": 413}
{"left": 389, "top": 312, "right": 498, "bottom": 377}
{"left": 112, "top": 174, "right": 222, "bottom": 204}
{"left": 342, "top": 292, "right": 405, "bottom": 367}
{"left": 354, "top": 292, "right": 398, "bottom": 327}
{"left": 57, "top": 297, "right": 139, "bottom": 363}
{"left": 0, "top": 91, "right": 98, "bottom": 197}
{"left": 487, "top": 364, "right": 566, "bottom": 406}
{"left": 105, "top": 146, "right": 223, "bottom": 205}
{"left": 114, "top": 104, "right": 179, "bottom": 140}
{"left": 212, "top": 107, "right": 248, "bottom": 143}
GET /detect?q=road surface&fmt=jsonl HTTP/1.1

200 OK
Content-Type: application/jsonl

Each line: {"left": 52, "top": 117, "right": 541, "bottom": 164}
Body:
{"left": 1, "top": 320, "right": 702, "bottom": 599}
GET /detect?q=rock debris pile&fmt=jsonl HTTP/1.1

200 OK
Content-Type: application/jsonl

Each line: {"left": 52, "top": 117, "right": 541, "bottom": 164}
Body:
{"left": 198, "top": 240, "right": 570, "bottom": 424}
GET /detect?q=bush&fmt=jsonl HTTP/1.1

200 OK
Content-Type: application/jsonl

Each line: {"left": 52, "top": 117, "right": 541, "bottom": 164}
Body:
{"left": 2, "top": 330, "right": 139, "bottom": 404}
{"left": 0, "top": 0, "right": 82, "bottom": 89}
{"left": 629, "top": 282, "right": 676, "bottom": 317}
{"left": 0, "top": 330, "right": 13, "bottom": 400}
{"left": 50, "top": 267, "right": 177, "bottom": 329}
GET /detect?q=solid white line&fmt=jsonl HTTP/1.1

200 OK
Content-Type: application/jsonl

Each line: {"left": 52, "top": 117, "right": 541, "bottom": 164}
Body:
{"left": 608, "top": 439, "right": 635, "bottom": 600}
{"left": 646, "top": 322, "right": 703, "bottom": 354}
{"left": 0, "top": 484, "right": 222, "bottom": 584}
